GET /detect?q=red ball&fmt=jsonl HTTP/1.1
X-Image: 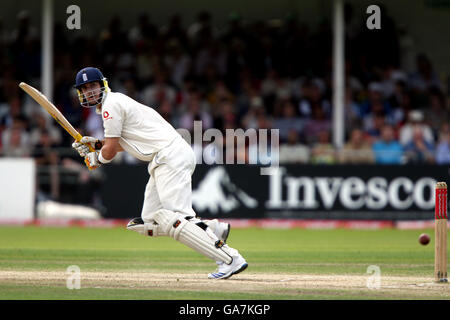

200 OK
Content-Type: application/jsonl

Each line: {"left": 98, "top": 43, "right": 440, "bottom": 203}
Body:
{"left": 419, "top": 233, "right": 430, "bottom": 245}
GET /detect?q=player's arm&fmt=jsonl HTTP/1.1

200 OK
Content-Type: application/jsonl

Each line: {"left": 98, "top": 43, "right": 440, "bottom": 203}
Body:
{"left": 83, "top": 137, "right": 122, "bottom": 170}
{"left": 100, "top": 137, "right": 121, "bottom": 161}
{"left": 100, "top": 139, "right": 124, "bottom": 152}
{"left": 72, "top": 137, "right": 123, "bottom": 157}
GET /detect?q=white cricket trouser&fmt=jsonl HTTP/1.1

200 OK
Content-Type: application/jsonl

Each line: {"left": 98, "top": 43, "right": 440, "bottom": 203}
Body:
{"left": 141, "top": 136, "right": 197, "bottom": 222}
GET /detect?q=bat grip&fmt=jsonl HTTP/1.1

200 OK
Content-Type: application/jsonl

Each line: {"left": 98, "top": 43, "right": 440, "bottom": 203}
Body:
{"left": 75, "top": 134, "right": 96, "bottom": 152}
{"left": 75, "top": 134, "right": 96, "bottom": 173}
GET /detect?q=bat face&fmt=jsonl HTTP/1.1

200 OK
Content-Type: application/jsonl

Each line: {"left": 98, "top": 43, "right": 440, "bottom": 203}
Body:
{"left": 19, "top": 82, "right": 84, "bottom": 142}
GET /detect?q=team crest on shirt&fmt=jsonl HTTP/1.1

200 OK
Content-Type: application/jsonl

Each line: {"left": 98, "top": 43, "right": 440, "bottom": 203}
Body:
{"left": 103, "top": 111, "right": 112, "bottom": 120}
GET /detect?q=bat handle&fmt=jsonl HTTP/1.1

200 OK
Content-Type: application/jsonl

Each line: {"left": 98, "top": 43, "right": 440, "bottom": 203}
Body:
{"left": 75, "top": 133, "right": 96, "bottom": 152}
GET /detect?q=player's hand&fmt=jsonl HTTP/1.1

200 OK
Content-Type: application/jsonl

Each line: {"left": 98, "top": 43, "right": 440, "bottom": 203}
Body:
{"left": 72, "top": 141, "right": 90, "bottom": 157}
{"left": 84, "top": 151, "right": 101, "bottom": 170}
{"left": 72, "top": 136, "right": 102, "bottom": 157}
{"left": 81, "top": 136, "right": 103, "bottom": 150}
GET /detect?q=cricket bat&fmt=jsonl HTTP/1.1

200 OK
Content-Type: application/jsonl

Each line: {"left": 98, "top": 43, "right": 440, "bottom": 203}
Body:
{"left": 19, "top": 82, "right": 94, "bottom": 152}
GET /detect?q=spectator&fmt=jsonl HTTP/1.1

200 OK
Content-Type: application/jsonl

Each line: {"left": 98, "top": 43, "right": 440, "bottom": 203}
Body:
{"left": 207, "top": 81, "right": 235, "bottom": 117}
{"left": 178, "top": 91, "right": 213, "bottom": 132}
{"left": 360, "top": 82, "right": 394, "bottom": 126}
{"left": 241, "top": 97, "right": 266, "bottom": 130}
{"left": 303, "top": 104, "right": 331, "bottom": 145}
{"left": 378, "top": 66, "right": 407, "bottom": 100}
{"left": 164, "top": 39, "right": 191, "bottom": 89}
{"left": 1, "top": 121, "right": 30, "bottom": 157}
{"left": 158, "top": 99, "right": 178, "bottom": 127}
{"left": 273, "top": 100, "right": 305, "bottom": 143}
{"left": 364, "top": 112, "right": 386, "bottom": 144}
{"left": 234, "top": 78, "right": 257, "bottom": 118}
{"left": 423, "top": 87, "right": 449, "bottom": 136}
{"left": 361, "top": 83, "right": 384, "bottom": 110}
{"left": 344, "top": 61, "right": 364, "bottom": 94}
{"left": 141, "top": 70, "right": 177, "bottom": 108}
{"left": 55, "top": 89, "right": 84, "bottom": 136}
{"left": 120, "top": 78, "right": 141, "bottom": 101}
{"left": 409, "top": 54, "right": 443, "bottom": 93}
{"left": 19, "top": 97, "right": 62, "bottom": 201}
{"left": 29, "top": 113, "right": 62, "bottom": 148}
{"left": 115, "top": 47, "right": 136, "bottom": 81}
{"left": 1, "top": 96, "right": 27, "bottom": 129}
{"left": 135, "top": 41, "right": 158, "bottom": 87}
{"left": 310, "top": 130, "right": 336, "bottom": 164}
{"left": 390, "top": 84, "right": 413, "bottom": 127}
{"left": 194, "top": 40, "right": 227, "bottom": 80}
{"left": 278, "top": 129, "right": 310, "bottom": 163}
{"left": 435, "top": 124, "right": 450, "bottom": 164}
{"left": 404, "top": 127, "right": 435, "bottom": 163}
{"left": 339, "top": 128, "right": 374, "bottom": 164}
{"left": 297, "top": 78, "right": 331, "bottom": 119}
{"left": 32, "top": 129, "right": 59, "bottom": 165}
{"left": 344, "top": 87, "right": 361, "bottom": 133}
{"left": 399, "top": 110, "right": 434, "bottom": 146}
{"left": 389, "top": 80, "right": 408, "bottom": 109}
{"left": 260, "top": 69, "right": 292, "bottom": 112}
{"left": 213, "top": 100, "right": 237, "bottom": 132}
{"left": 372, "top": 125, "right": 404, "bottom": 164}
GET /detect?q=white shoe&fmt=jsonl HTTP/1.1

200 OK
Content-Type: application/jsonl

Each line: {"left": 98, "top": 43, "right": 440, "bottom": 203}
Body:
{"left": 208, "top": 254, "right": 248, "bottom": 280}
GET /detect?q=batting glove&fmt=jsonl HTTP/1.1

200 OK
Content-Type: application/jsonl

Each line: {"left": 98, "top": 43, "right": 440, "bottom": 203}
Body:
{"left": 72, "top": 141, "right": 90, "bottom": 157}
{"left": 84, "top": 151, "right": 101, "bottom": 170}
{"left": 72, "top": 136, "right": 103, "bottom": 157}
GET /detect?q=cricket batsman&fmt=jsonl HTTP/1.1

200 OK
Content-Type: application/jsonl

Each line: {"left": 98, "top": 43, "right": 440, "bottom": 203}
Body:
{"left": 71, "top": 67, "right": 248, "bottom": 279}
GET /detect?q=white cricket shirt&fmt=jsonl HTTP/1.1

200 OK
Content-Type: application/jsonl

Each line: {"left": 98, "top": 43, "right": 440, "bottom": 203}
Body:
{"left": 101, "top": 91, "right": 180, "bottom": 162}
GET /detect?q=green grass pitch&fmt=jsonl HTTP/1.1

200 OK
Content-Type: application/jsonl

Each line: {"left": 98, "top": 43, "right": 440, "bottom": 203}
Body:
{"left": 0, "top": 225, "right": 446, "bottom": 300}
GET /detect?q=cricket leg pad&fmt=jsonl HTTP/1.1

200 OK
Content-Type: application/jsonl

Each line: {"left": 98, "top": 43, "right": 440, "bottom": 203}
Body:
{"left": 126, "top": 217, "right": 166, "bottom": 237}
{"left": 187, "top": 217, "right": 230, "bottom": 242}
{"left": 154, "top": 209, "right": 234, "bottom": 264}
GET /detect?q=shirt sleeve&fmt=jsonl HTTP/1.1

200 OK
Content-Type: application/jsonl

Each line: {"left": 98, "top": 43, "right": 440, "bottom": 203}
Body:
{"left": 102, "top": 101, "right": 123, "bottom": 138}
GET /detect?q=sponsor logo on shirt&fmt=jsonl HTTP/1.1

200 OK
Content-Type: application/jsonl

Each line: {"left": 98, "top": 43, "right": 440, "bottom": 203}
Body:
{"left": 103, "top": 111, "right": 112, "bottom": 120}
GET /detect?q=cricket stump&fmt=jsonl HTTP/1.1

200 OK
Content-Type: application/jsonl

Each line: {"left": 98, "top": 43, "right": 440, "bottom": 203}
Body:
{"left": 435, "top": 182, "right": 448, "bottom": 283}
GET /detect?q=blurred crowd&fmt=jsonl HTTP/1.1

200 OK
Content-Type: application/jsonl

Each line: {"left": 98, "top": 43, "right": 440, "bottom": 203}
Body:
{"left": 1, "top": 6, "right": 450, "bottom": 170}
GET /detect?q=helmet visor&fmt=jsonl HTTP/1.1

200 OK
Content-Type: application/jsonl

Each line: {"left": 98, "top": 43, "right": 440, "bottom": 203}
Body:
{"left": 77, "top": 83, "right": 106, "bottom": 108}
